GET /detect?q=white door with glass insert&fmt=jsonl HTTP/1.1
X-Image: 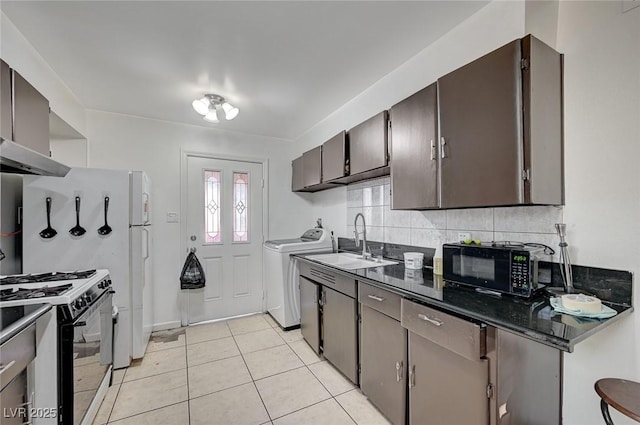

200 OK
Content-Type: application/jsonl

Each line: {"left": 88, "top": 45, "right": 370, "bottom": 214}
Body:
{"left": 186, "top": 156, "right": 264, "bottom": 324}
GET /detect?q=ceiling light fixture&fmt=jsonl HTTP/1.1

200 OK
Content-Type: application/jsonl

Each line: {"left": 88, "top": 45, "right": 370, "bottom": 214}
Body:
{"left": 192, "top": 94, "right": 239, "bottom": 122}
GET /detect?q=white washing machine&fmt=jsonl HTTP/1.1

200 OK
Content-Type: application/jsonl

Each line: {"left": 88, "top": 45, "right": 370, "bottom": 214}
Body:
{"left": 264, "top": 228, "right": 332, "bottom": 329}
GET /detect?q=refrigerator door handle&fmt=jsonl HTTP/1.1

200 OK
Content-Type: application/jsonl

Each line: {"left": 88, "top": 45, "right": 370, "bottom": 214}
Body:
{"left": 142, "top": 193, "right": 150, "bottom": 224}
{"left": 142, "top": 227, "right": 150, "bottom": 261}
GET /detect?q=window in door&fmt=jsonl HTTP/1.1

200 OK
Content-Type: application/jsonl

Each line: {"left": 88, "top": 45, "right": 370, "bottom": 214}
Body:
{"left": 233, "top": 172, "right": 249, "bottom": 242}
{"left": 204, "top": 170, "right": 221, "bottom": 243}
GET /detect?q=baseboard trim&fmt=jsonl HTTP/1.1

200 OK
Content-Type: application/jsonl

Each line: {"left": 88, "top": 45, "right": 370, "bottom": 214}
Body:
{"left": 152, "top": 321, "right": 182, "bottom": 331}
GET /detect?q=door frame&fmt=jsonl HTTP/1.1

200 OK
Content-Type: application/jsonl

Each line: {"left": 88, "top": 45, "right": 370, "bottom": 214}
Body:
{"left": 179, "top": 149, "right": 270, "bottom": 326}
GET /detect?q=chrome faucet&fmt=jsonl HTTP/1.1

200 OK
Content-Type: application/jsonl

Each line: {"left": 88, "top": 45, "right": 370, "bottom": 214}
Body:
{"left": 353, "top": 213, "right": 369, "bottom": 259}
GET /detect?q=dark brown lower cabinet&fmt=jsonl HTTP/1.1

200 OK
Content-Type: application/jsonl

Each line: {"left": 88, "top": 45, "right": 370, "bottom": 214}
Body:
{"left": 360, "top": 304, "right": 407, "bottom": 425}
{"left": 402, "top": 298, "right": 489, "bottom": 425}
{"left": 322, "top": 286, "right": 358, "bottom": 384}
{"left": 299, "top": 276, "right": 320, "bottom": 354}
{"left": 408, "top": 331, "right": 489, "bottom": 425}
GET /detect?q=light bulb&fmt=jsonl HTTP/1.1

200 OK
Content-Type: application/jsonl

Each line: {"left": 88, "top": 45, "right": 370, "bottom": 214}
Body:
{"left": 203, "top": 108, "right": 219, "bottom": 122}
{"left": 192, "top": 97, "right": 209, "bottom": 115}
{"left": 222, "top": 102, "right": 239, "bottom": 120}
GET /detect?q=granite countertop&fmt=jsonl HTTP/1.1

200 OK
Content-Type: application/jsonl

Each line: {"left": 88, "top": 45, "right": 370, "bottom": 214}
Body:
{"left": 294, "top": 253, "right": 633, "bottom": 352}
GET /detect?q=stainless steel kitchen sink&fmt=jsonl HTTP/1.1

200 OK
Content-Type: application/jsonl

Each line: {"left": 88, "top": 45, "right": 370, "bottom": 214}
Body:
{"left": 305, "top": 252, "right": 398, "bottom": 270}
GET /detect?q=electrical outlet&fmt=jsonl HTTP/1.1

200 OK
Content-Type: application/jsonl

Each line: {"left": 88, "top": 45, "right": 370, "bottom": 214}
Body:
{"left": 457, "top": 232, "right": 471, "bottom": 242}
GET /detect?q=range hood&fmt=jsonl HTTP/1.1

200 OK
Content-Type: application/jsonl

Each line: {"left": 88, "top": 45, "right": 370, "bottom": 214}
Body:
{"left": 0, "top": 137, "right": 70, "bottom": 177}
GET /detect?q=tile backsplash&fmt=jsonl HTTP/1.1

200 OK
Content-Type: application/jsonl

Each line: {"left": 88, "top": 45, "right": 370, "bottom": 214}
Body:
{"left": 345, "top": 177, "right": 564, "bottom": 262}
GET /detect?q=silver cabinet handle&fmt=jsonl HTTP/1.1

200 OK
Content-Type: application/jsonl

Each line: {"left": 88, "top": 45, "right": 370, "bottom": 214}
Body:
{"left": 430, "top": 139, "right": 436, "bottom": 161}
{"left": 367, "top": 294, "right": 384, "bottom": 302}
{"left": 440, "top": 137, "right": 447, "bottom": 159}
{"left": 418, "top": 313, "right": 443, "bottom": 326}
{"left": 0, "top": 360, "right": 16, "bottom": 375}
{"left": 408, "top": 364, "right": 416, "bottom": 388}
{"left": 396, "top": 361, "right": 403, "bottom": 382}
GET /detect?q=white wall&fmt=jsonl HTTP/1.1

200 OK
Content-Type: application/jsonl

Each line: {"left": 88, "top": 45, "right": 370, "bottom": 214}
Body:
{"left": 0, "top": 12, "right": 86, "bottom": 136}
{"left": 50, "top": 139, "right": 88, "bottom": 167}
{"left": 85, "top": 110, "right": 295, "bottom": 329}
{"left": 557, "top": 2, "right": 640, "bottom": 424}
{"left": 291, "top": 1, "right": 640, "bottom": 423}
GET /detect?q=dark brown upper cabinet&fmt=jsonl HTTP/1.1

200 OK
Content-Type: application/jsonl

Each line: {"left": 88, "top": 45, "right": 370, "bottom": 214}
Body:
{"left": 321, "top": 131, "right": 347, "bottom": 182}
{"left": 291, "top": 145, "right": 338, "bottom": 193}
{"left": 390, "top": 83, "right": 438, "bottom": 210}
{"left": 291, "top": 155, "right": 305, "bottom": 192}
{"left": 438, "top": 34, "right": 563, "bottom": 208}
{"left": 348, "top": 111, "right": 389, "bottom": 175}
{"left": 12, "top": 69, "right": 50, "bottom": 156}
{"left": 0, "top": 60, "right": 11, "bottom": 141}
{"left": 303, "top": 146, "right": 322, "bottom": 188}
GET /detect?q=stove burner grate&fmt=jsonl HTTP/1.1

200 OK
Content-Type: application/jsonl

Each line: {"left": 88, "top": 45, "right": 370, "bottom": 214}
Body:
{"left": 0, "top": 270, "right": 96, "bottom": 285}
{"left": 0, "top": 284, "right": 74, "bottom": 302}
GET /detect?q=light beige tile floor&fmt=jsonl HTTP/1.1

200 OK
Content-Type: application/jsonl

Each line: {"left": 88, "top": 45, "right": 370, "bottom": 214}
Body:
{"left": 93, "top": 314, "right": 391, "bottom": 425}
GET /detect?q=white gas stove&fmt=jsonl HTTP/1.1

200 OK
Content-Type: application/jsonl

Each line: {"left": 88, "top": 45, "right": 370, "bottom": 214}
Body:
{"left": 0, "top": 269, "right": 110, "bottom": 308}
{"left": 0, "top": 269, "right": 113, "bottom": 425}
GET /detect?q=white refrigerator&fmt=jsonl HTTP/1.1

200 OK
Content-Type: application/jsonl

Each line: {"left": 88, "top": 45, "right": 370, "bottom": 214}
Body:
{"left": 23, "top": 168, "right": 153, "bottom": 368}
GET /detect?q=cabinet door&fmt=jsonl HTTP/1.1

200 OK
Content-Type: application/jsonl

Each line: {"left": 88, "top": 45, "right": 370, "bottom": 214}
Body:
{"left": 349, "top": 111, "right": 388, "bottom": 175}
{"left": 438, "top": 40, "right": 523, "bottom": 208}
{"left": 300, "top": 276, "right": 320, "bottom": 354}
{"left": 409, "top": 331, "right": 489, "bottom": 425}
{"left": 390, "top": 83, "right": 438, "bottom": 210}
{"left": 12, "top": 70, "right": 50, "bottom": 156}
{"left": 360, "top": 305, "right": 407, "bottom": 425}
{"left": 303, "top": 146, "right": 322, "bottom": 187}
{"left": 0, "top": 60, "right": 11, "bottom": 141}
{"left": 291, "top": 156, "right": 305, "bottom": 192}
{"left": 322, "top": 286, "right": 358, "bottom": 384}
{"left": 322, "top": 131, "right": 347, "bottom": 181}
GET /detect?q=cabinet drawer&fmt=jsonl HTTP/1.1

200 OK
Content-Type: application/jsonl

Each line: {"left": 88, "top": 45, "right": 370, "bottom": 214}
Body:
{"left": 359, "top": 282, "right": 402, "bottom": 321}
{"left": 401, "top": 299, "right": 485, "bottom": 361}
{"left": 0, "top": 323, "right": 36, "bottom": 389}
{"left": 299, "top": 261, "right": 356, "bottom": 298}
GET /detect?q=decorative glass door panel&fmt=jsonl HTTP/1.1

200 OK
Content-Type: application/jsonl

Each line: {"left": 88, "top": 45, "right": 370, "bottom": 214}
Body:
{"left": 204, "top": 170, "right": 222, "bottom": 243}
{"left": 233, "top": 172, "right": 249, "bottom": 242}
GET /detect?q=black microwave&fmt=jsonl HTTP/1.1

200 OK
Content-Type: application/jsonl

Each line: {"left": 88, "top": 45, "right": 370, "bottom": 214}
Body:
{"left": 442, "top": 243, "right": 547, "bottom": 298}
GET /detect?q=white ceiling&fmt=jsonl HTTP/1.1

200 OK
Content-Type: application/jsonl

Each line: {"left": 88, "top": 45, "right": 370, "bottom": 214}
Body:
{"left": 1, "top": 1, "right": 489, "bottom": 141}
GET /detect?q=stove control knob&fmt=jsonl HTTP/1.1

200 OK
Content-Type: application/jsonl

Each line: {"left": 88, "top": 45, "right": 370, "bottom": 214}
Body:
{"left": 75, "top": 299, "right": 84, "bottom": 309}
{"left": 83, "top": 295, "right": 91, "bottom": 305}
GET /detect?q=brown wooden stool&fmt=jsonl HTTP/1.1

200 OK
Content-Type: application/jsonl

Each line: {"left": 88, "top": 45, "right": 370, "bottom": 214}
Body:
{"left": 595, "top": 378, "right": 640, "bottom": 424}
